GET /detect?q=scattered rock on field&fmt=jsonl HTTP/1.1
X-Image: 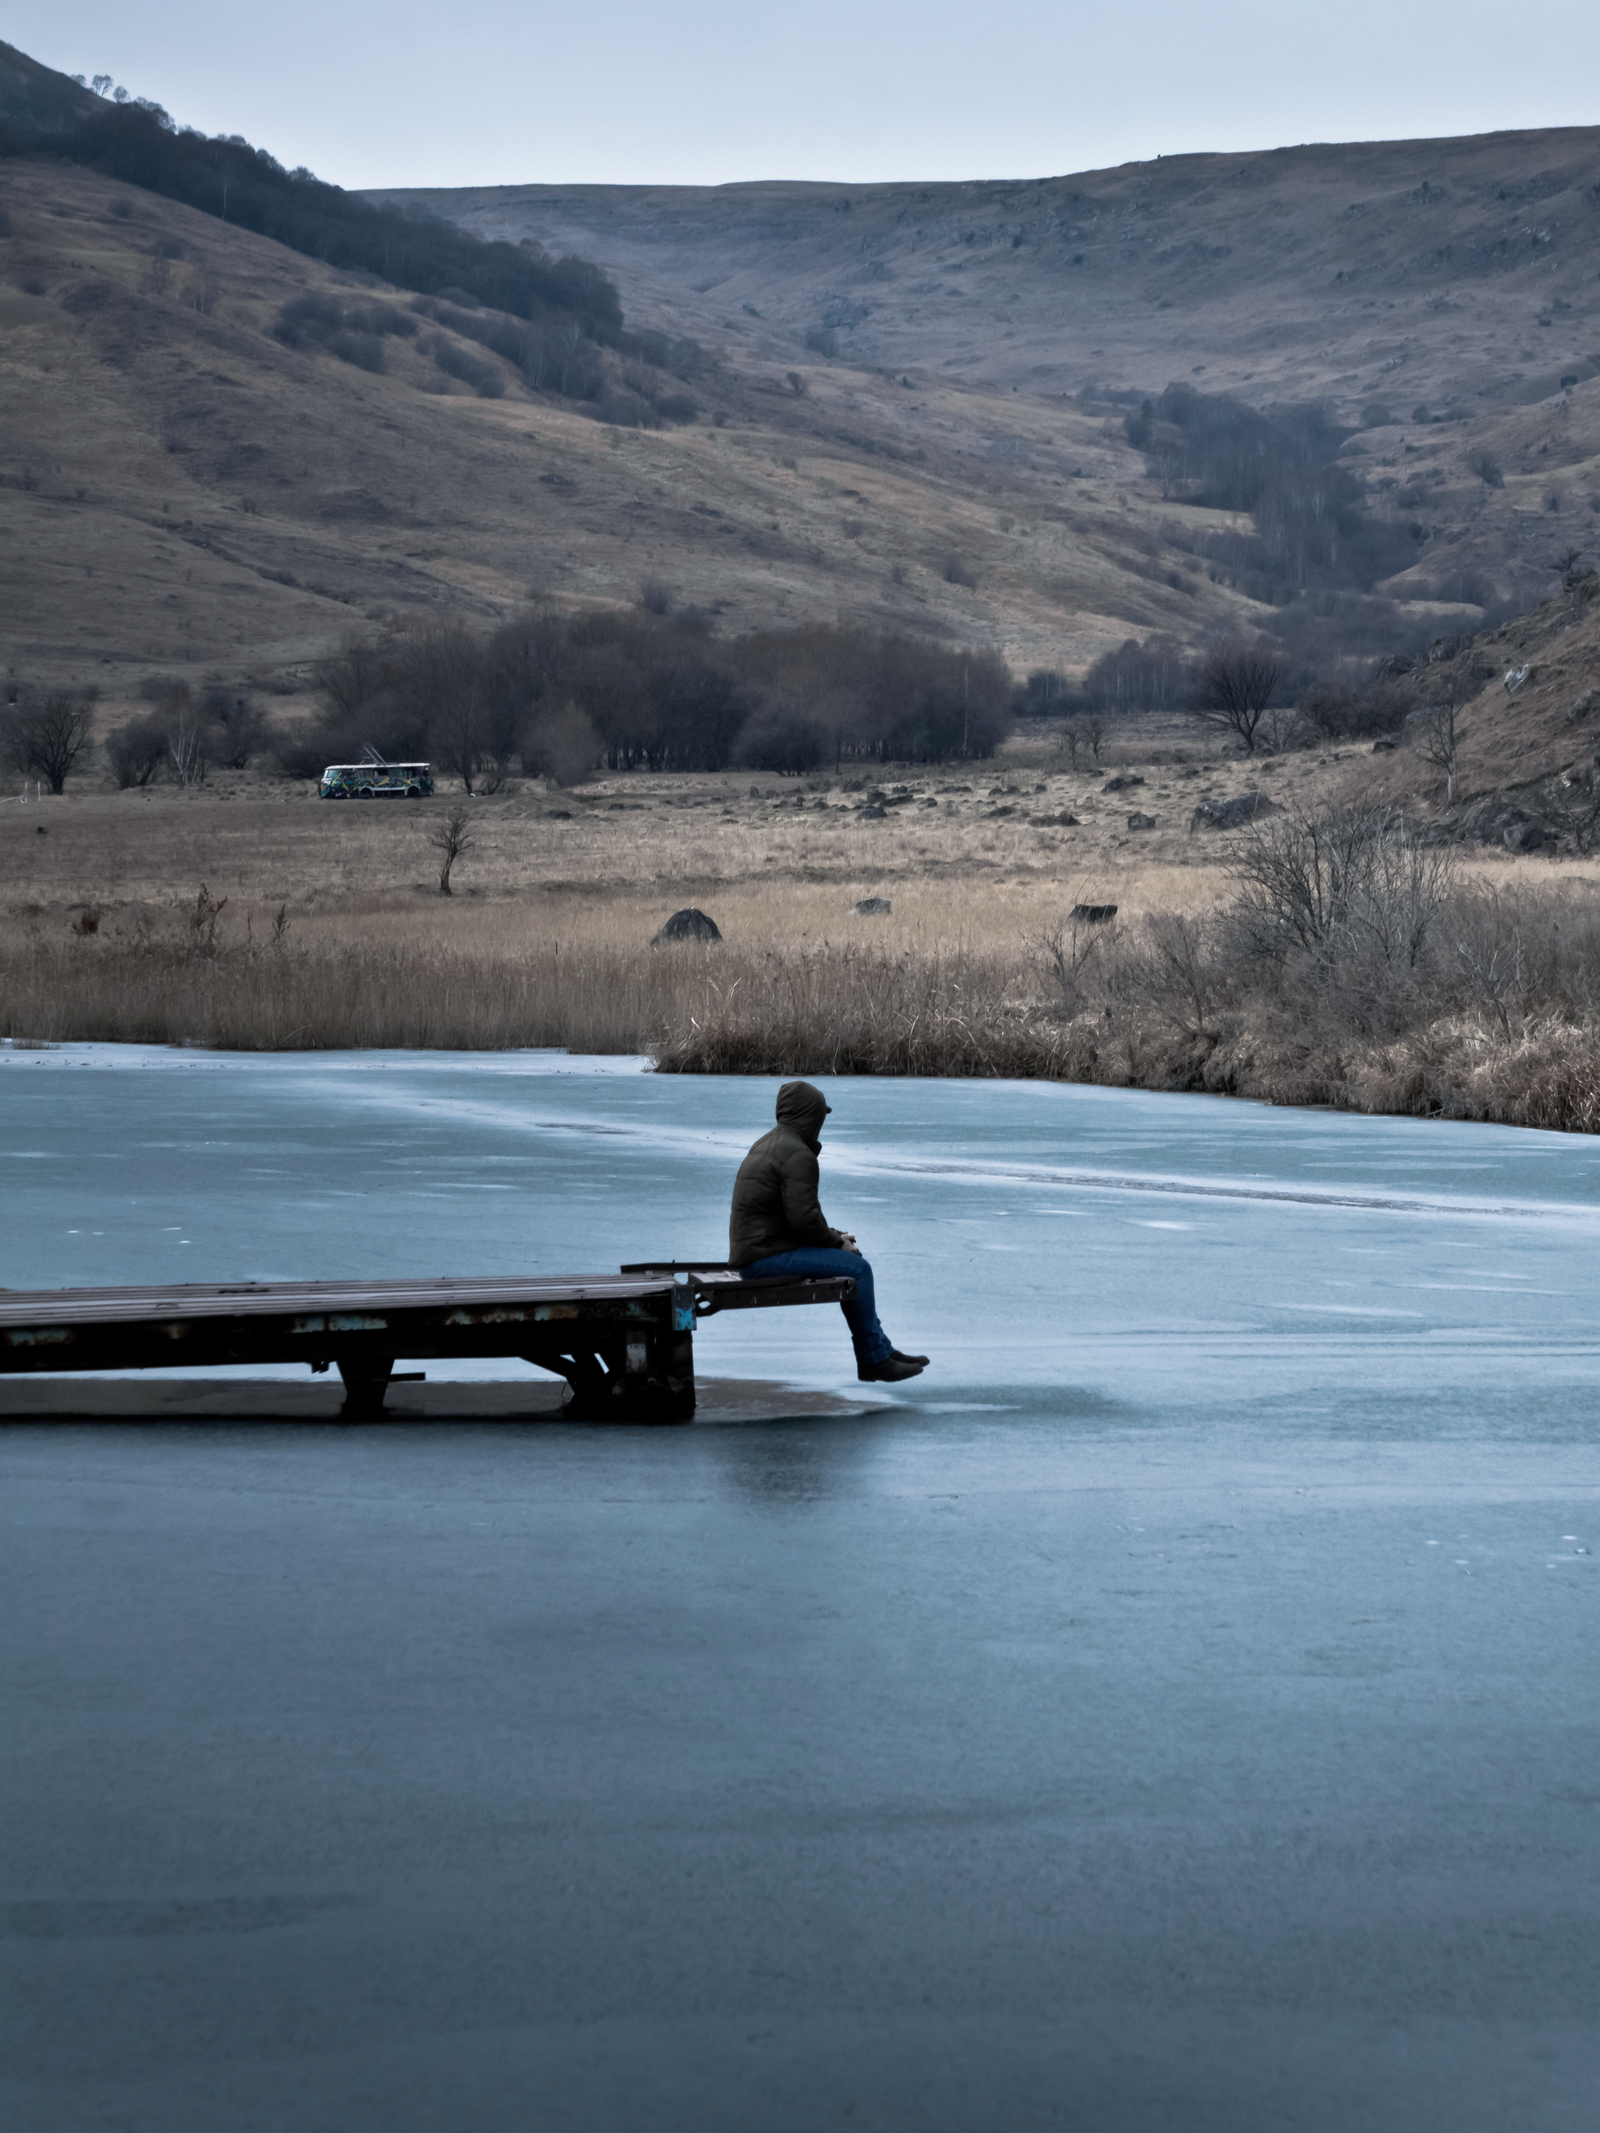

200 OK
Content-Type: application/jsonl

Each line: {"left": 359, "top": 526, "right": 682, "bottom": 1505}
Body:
{"left": 1190, "top": 791, "right": 1271, "bottom": 831}
{"left": 1127, "top": 811, "right": 1158, "bottom": 830}
{"left": 651, "top": 907, "right": 723, "bottom": 946}
{"left": 851, "top": 897, "right": 892, "bottom": 915}
{"left": 1504, "top": 664, "right": 1532, "bottom": 696}
{"left": 1503, "top": 819, "right": 1551, "bottom": 852}
{"left": 1071, "top": 903, "right": 1117, "bottom": 924}
{"left": 1567, "top": 689, "right": 1597, "bottom": 725}
{"left": 1102, "top": 774, "right": 1146, "bottom": 792}
{"left": 859, "top": 804, "right": 887, "bottom": 820}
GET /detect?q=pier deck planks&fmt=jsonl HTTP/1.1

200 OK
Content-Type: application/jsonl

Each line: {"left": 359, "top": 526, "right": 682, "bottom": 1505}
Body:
{"left": 0, "top": 1267, "right": 854, "bottom": 1421}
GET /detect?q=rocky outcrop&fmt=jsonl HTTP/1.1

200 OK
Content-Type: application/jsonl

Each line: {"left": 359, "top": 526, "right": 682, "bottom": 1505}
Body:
{"left": 651, "top": 907, "right": 722, "bottom": 945}
{"left": 1190, "top": 791, "right": 1272, "bottom": 831}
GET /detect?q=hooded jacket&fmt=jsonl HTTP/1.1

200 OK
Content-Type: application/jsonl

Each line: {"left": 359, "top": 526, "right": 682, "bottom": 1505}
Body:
{"left": 728, "top": 1081, "right": 845, "bottom": 1268}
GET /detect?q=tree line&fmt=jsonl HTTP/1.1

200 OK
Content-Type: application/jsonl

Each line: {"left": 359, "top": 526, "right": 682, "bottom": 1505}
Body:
{"left": 290, "top": 611, "right": 1015, "bottom": 789}
{"left": 1, "top": 74, "right": 623, "bottom": 356}
{"left": 1123, "top": 385, "right": 1420, "bottom": 608}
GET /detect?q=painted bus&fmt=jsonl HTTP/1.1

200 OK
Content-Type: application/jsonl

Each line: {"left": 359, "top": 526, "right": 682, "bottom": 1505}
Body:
{"left": 319, "top": 762, "right": 434, "bottom": 799}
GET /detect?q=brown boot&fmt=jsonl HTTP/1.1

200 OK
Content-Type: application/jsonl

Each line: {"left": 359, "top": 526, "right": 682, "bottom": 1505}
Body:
{"left": 858, "top": 1351, "right": 929, "bottom": 1383}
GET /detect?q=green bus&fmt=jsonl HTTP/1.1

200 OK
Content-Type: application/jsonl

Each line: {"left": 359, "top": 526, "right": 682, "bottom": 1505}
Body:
{"left": 319, "top": 761, "right": 434, "bottom": 799}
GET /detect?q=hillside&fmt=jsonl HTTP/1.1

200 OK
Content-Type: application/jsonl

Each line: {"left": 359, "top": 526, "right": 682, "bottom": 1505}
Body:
{"left": 4, "top": 32, "right": 1599, "bottom": 742}
{"left": 380, "top": 130, "right": 1600, "bottom": 616}
{"left": 0, "top": 149, "right": 1263, "bottom": 696}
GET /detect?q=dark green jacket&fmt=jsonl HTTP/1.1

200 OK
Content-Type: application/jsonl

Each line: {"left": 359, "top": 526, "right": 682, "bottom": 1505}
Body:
{"left": 729, "top": 1081, "right": 845, "bottom": 1268}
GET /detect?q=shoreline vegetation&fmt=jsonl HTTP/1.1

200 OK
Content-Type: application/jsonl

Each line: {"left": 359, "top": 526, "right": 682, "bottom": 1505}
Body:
{"left": 7, "top": 815, "right": 1600, "bottom": 1133}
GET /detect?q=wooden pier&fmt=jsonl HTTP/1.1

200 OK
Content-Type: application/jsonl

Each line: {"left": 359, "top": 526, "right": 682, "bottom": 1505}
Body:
{"left": 0, "top": 1264, "right": 854, "bottom": 1421}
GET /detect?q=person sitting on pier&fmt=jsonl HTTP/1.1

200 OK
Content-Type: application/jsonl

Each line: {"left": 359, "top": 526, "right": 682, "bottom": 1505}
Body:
{"left": 730, "top": 1080, "right": 928, "bottom": 1383}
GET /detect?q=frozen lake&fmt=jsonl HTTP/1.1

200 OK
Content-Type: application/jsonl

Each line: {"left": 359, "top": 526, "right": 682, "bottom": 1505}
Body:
{"left": 6, "top": 1041, "right": 1600, "bottom": 1419}
{"left": 2, "top": 1048, "right": 1598, "bottom": 2129}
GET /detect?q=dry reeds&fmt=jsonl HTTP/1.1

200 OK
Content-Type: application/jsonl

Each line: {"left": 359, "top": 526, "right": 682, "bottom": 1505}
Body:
{"left": 8, "top": 839, "right": 1600, "bottom": 1134}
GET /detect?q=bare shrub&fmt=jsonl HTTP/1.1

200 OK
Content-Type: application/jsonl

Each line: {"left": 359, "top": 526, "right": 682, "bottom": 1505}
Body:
{"left": 1229, "top": 807, "right": 1455, "bottom": 972}
{"left": 186, "top": 885, "right": 228, "bottom": 958}
{"left": 736, "top": 700, "right": 832, "bottom": 774}
{"left": 1406, "top": 694, "right": 1464, "bottom": 800}
{"left": 427, "top": 335, "right": 504, "bottom": 397}
{"left": 201, "top": 685, "right": 269, "bottom": 769}
{"left": 523, "top": 703, "right": 601, "bottom": 786}
{"left": 1030, "top": 906, "right": 1117, "bottom": 1018}
{"left": 1122, "top": 912, "right": 1228, "bottom": 1038}
{"left": 105, "top": 712, "right": 168, "bottom": 788}
{"left": 4, "top": 689, "right": 96, "bottom": 792}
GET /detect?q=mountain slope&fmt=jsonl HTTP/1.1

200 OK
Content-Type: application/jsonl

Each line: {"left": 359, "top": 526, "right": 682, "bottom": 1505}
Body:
{"left": 379, "top": 131, "right": 1600, "bottom": 617}
{"left": 0, "top": 159, "right": 1277, "bottom": 692}
{"left": 375, "top": 131, "right": 1600, "bottom": 414}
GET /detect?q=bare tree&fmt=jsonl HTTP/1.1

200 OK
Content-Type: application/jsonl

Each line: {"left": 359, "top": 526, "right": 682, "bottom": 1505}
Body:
{"left": 397, "top": 626, "right": 493, "bottom": 794}
{"left": 4, "top": 690, "right": 96, "bottom": 793}
{"left": 427, "top": 807, "right": 473, "bottom": 895}
{"left": 1408, "top": 696, "right": 1463, "bottom": 802}
{"left": 105, "top": 713, "right": 169, "bottom": 789}
{"left": 201, "top": 686, "right": 269, "bottom": 769}
{"left": 1192, "top": 645, "right": 1280, "bottom": 755}
{"left": 168, "top": 712, "right": 207, "bottom": 787}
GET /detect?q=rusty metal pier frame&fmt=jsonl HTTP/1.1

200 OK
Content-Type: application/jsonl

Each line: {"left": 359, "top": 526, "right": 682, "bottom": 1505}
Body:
{"left": 0, "top": 1265, "right": 854, "bottom": 1422}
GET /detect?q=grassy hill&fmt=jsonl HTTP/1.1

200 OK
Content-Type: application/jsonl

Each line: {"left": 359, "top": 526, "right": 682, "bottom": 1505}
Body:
{"left": 0, "top": 147, "right": 1264, "bottom": 698}
{"left": 379, "top": 131, "right": 1600, "bottom": 618}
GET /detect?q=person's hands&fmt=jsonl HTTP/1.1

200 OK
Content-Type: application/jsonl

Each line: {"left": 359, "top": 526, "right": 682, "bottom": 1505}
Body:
{"left": 838, "top": 1231, "right": 858, "bottom": 1252}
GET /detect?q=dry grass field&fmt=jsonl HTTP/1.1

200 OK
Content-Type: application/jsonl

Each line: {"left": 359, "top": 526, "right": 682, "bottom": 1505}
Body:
{"left": 9, "top": 705, "right": 1600, "bottom": 1131}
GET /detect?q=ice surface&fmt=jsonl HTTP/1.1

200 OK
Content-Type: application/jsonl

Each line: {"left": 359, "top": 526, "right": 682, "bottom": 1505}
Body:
{"left": 4, "top": 1048, "right": 1598, "bottom": 2128}
{"left": 3, "top": 1044, "right": 1599, "bottom": 1423}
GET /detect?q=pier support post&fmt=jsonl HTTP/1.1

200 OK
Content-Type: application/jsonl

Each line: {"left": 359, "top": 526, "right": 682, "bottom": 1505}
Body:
{"left": 336, "top": 1358, "right": 394, "bottom": 1417}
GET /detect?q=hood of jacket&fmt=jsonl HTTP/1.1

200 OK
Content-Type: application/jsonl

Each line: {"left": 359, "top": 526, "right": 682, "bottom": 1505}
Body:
{"left": 775, "top": 1079, "right": 830, "bottom": 1150}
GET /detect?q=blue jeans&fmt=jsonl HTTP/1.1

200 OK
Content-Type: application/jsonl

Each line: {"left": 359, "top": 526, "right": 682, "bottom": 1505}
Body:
{"left": 738, "top": 1248, "right": 893, "bottom": 1366}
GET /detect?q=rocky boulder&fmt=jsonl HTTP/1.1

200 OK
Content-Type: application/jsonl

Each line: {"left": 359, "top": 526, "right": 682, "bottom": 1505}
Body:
{"left": 651, "top": 907, "right": 723, "bottom": 946}
{"left": 1190, "top": 791, "right": 1272, "bottom": 831}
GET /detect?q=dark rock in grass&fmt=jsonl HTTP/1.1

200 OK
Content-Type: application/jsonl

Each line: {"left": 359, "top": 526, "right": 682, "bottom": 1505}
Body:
{"left": 1127, "top": 811, "right": 1158, "bottom": 830}
{"left": 546, "top": 809, "right": 572, "bottom": 819}
{"left": 1459, "top": 801, "right": 1532, "bottom": 846}
{"left": 652, "top": 907, "right": 722, "bottom": 946}
{"left": 1372, "top": 739, "right": 1397, "bottom": 753}
{"left": 1503, "top": 818, "right": 1552, "bottom": 852}
{"left": 851, "top": 897, "right": 892, "bottom": 915}
{"left": 1191, "top": 790, "right": 1272, "bottom": 831}
{"left": 859, "top": 804, "right": 887, "bottom": 819}
{"left": 1071, "top": 903, "right": 1118, "bottom": 924}
{"left": 1102, "top": 774, "right": 1146, "bottom": 792}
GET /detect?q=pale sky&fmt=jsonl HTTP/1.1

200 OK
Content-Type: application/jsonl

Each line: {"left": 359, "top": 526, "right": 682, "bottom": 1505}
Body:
{"left": 11, "top": 0, "right": 1600, "bottom": 190}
